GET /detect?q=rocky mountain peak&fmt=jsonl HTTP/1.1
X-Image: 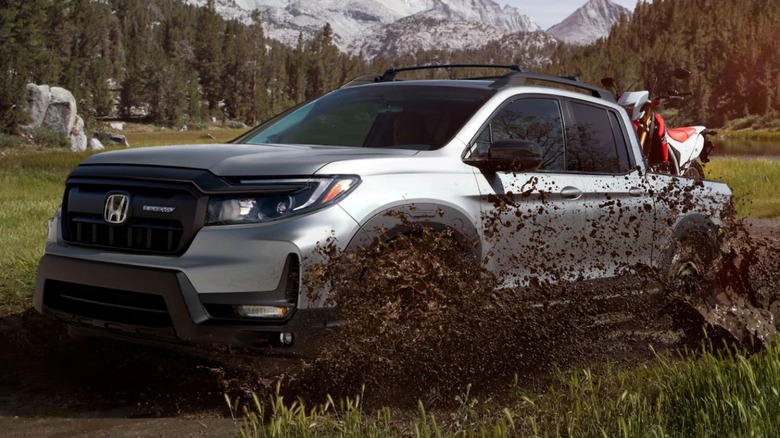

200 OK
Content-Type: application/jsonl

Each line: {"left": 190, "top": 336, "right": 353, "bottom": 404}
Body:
{"left": 183, "top": 0, "right": 541, "bottom": 57}
{"left": 547, "top": 0, "right": 631, "bottom": 45}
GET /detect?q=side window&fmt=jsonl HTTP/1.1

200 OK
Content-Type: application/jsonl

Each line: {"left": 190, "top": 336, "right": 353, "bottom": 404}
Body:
{"left": 474, "top": 98, "right": 565, "bottom": 171}
{"left": 565, "top": 101, "right": 632, "bottom": 174}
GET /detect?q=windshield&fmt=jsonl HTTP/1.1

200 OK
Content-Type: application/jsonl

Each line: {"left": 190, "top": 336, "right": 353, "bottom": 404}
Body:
{"left": 237, "top": 84, "right": 494, "bottom": 150}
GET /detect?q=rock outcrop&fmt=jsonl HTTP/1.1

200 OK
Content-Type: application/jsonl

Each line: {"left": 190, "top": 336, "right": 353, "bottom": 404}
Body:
{"left": 21, "top": 83, "right": 93, "bottom": 152}
{"left": 22, "top": 84, "right": 78, "bottom": 136}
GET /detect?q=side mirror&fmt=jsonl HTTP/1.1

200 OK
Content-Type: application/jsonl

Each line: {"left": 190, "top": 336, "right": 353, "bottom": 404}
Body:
{"left": 466, "top": 139, "right": 543, "bottom": 172}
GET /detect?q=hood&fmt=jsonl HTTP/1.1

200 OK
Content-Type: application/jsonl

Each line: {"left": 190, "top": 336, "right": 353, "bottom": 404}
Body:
{"left": 79, "top": 143, "right": 418, "bottom": 176}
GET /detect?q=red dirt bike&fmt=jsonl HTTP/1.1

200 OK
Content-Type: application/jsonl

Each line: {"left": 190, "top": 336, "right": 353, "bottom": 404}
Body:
{"left": 603, "top": 69, "right": 717, "bottom": 179}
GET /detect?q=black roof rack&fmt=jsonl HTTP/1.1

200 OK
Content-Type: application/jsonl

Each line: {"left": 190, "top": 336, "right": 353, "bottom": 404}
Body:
{"left": 339, "top": 64, "right": 615, "bottom": 102}
{"left": 340, "top": 64, "right": 523, "bottom": 88}
{"left": 379, "top": 64, "right": 523, "bottom": 82}
{"left": 489, "top": 72, "right": 615, "bottom": 102}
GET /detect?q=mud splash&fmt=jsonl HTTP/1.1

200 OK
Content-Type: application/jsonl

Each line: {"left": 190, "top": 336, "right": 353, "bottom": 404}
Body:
{"left": 669, "top": 212, "right": 780, "bottom": 348}
{"left": 295, "top": 191, "right": 779, "bottom": 403}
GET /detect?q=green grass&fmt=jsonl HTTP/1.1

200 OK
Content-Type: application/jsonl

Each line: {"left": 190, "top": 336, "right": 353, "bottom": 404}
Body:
{"left": 123, "top": 128, "right": 247, "bottom": 146}
{"left": 227, "top": 342, "right": 780, "bottom": 437}
{"left": 514, "top": 342, "right": 780, "bottom": 437}
{"left": 718, "top": 129, "right": 780, "bottom": 141}
{"left": 706, "top": 157, "right": 780, "bottom": 218}
{"left": 0, "top": 149, "right": 86, "bottom": 304}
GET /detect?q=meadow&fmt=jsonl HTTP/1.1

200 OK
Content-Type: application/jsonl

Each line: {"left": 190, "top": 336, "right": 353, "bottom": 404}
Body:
{"left": 226, "top": 342, "right": 780, "bottom": 437}
{"left": 1, "top": 131, "right": 779, "bottom": 436}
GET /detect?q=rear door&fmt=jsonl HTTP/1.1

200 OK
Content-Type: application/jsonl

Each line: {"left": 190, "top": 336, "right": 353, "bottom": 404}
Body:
{"left": 470, "top": 95, "right": 655, "bottom": 285}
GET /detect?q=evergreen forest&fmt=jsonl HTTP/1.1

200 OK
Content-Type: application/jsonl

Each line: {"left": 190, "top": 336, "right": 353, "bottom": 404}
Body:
{"left": 1, "top": 0, "right": 779, "bottom": 134}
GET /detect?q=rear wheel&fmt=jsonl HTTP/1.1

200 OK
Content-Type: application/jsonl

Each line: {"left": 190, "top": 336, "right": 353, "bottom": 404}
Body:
{"left": 662, "top": 229, "right": 720, "bottom": 343}
{"left": 682, "top": 161, "right": 704, "bottom": 180}
{"left": 666, "top": 229, "right": 716, "bottom": 305}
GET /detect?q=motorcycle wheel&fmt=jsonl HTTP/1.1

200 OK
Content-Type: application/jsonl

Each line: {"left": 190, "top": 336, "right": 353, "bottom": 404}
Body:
{"left": 683, "top": 161, "right": 704, "bottom": 180}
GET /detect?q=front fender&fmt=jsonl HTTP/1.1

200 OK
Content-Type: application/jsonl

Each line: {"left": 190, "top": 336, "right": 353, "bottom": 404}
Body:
{"left": 346, "top": 202, "right": 482, "bottom": 260}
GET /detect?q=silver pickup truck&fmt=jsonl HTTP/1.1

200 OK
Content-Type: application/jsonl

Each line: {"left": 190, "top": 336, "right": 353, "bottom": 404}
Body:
{"left": 34, "top": 65, "right": 731, "bottom": 355}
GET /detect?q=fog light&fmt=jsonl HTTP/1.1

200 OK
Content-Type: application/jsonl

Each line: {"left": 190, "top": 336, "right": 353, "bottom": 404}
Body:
{"left": 279, "top": 332, "right": 293, "bottom": 346}
{"left": 235, "top": 305, "right": 290, "bottom": 319}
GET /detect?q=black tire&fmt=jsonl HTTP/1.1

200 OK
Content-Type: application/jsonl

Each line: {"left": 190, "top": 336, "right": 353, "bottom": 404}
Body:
{"left": 661, "top": 229, "right": 722, "bottom": 345}
{"left": 683, "top": 161, "right": 704, "bottom": 180}
{"left": 665, "top": 228, "right": 718, "bottom": 304}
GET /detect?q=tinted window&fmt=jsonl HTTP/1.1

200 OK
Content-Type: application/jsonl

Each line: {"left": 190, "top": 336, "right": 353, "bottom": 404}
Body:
{"left": 566, "top": 102, "right": 631, "bottom": 173}
{"left": 240, "top": 85, "right": 494, "bottom": 150}
{"left": 474, "top": 98, "right": 565, "bottom": 171}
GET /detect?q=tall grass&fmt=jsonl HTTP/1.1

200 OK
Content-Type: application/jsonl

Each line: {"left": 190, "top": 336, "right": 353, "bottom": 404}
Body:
{"left": 705, "top": 157, "right": 780, "bottom": 218}
{"left": 0, "top": 150, "right": 84, "bottom": 303}
{"left": 228, "top": 342, "right": 780, "bottom": 437}
{"left": 515, "top": 342, "right": 780, "bottom": 437}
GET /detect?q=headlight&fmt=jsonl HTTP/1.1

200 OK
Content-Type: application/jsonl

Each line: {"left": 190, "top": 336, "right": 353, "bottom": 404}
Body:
{"left": 206, "top": 176, "right": 360, "bottom": 225}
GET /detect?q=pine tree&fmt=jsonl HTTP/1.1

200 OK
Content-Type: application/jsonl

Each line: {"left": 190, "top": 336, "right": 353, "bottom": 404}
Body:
{"left": 0, "top": 0, "right": 53, "bottom": 132}
{"left": 117, "top": 0, "right": 153, "bottom": 119}
{"left": 246, "top": 11, "right": 268, "bottom": 125}
{"left": 194, "top": 0, "right": 225, "bottom": 113}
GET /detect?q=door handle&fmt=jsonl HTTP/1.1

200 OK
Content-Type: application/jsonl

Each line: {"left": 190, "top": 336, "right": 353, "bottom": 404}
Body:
{"left": 560, "top": 186, "right": 582, "bottom": 199}
{"left": 629, "top": 187, "right": 644, "bottom": 197}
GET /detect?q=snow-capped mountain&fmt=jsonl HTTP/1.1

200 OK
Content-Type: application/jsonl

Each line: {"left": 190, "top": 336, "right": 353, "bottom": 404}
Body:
{"left": 182, "top": 0, "right": 630, "bottom": 58}
{"left": 183, "top": 0, "right": 540, "bottom": 57}
{"left": 546, "top": 0, "right": 631, "bottom": 45}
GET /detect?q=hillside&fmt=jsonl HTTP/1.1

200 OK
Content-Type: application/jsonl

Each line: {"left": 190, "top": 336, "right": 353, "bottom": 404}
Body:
{"left": 547, "top": 0, "right": 780, "bottom": 129}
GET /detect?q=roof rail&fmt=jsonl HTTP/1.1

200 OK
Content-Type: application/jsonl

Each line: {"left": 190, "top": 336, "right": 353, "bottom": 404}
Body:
{"left": 340, "top": 64, "right": 523, "bottom": 88}
{"left": 339, "top": 65, "right": 615, "bottom": 102}
{"left": 380, "top": 64, "right": 523, "bottom": 82}
{"left": 490, "top": 72, "right": 615, "bottom": 102}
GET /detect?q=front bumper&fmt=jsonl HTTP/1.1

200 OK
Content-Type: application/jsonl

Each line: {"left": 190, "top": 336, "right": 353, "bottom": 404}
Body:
{"left": 34, "top": 203, "right": 363, "bottom": 355}
{"left": 35, "top": 254, "right": 333, "bottom": 356}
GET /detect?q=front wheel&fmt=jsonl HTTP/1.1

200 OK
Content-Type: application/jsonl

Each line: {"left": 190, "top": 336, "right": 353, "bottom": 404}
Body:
{"left": 682, "top": 161, "right": 704, "bottom": 180}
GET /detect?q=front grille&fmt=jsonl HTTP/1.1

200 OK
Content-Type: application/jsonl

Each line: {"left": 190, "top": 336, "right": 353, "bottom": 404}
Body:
{"left": 43, "top": 280, "right": 172, "bottom": 327}
{"left": 61, "top": 179, "right": 203, "bottom": 255}
{"left": 68, "top": 213, "right": 183, "bottom": 253}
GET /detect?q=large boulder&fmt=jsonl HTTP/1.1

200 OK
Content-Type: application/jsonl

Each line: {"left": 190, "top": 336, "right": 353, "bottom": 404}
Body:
{"left": 20, "top": 83, "right": 96, "bottom": 152}
{"left": 21, "top": 84, "right": 77, "bottom": 136}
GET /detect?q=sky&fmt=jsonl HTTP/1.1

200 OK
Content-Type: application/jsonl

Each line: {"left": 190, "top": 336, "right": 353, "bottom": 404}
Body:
{"left": 500, "top": 0, "right": 641, "bottom": 30}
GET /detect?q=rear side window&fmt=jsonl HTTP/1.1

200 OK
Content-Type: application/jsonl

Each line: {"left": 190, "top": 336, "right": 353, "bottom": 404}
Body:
{"left": 565, "top": 101, "right": 632, "bottom": 174}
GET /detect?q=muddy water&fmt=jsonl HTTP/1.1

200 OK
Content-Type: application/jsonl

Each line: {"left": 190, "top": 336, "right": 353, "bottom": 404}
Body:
{"left": 716, "top": 137, "right": 780, "bottom": 160}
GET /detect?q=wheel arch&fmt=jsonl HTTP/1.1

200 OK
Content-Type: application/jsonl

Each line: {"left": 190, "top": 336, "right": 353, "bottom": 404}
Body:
{"left": 345, "top": 202, "right": 482, "bottom": 260}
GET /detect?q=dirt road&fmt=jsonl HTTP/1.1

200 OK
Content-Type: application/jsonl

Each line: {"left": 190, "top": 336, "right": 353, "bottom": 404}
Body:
{"left": 1, "top": 218, "right": 777, "bottom": 438}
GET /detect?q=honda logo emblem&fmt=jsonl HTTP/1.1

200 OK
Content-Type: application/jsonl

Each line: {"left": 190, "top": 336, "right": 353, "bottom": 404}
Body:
{"left": 104, "top": 193, "right": 130, "bottom": 224}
